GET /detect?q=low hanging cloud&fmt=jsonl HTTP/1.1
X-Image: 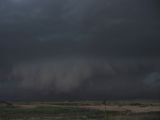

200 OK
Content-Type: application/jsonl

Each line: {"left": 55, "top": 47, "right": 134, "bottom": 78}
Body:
{"left": 9, "top": 57, "right": 160, "bottom": 95}
{"left": 144, "top": 72, "right": 160, "bottom": 87}
{"left": 10, "top": 58, "right": 94, "bottom": 93}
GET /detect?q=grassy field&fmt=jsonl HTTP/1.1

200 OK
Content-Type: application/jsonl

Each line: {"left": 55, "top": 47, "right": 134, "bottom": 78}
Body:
{"left": 0, "top": 100, "right": 160, "bottom": 120}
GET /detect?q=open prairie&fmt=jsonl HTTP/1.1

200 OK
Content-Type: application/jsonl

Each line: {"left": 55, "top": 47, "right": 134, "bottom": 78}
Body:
{"left": 0, "top": 100, "right": 160, "bottom": 120}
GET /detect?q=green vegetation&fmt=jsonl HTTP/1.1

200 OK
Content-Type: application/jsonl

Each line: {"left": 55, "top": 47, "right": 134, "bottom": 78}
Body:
{"left": 0, "top": 101, "right": 159, "bottom": 120}
{"left": 0, "top": 106, "right": 119, "bottom": 120}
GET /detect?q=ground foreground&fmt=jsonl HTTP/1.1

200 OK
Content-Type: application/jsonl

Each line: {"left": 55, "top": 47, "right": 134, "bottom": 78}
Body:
{"left": 0, "top": 100, "right": 160, "bottom": 120}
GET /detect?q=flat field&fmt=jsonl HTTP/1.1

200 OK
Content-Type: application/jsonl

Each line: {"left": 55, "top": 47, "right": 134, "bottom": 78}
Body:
{"left": 0, "top": 100, "right": 160, "bottom": 120}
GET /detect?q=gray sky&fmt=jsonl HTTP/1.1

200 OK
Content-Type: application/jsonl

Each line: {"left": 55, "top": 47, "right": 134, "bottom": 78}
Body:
{"left": 0, "top": 0, "right": 160, "bottom": 100}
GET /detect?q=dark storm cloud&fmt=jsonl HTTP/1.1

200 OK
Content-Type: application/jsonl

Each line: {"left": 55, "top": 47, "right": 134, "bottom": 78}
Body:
{"left": 0, "top": 0, "right": 159, "bottom": 62}
{"left": 0, "top": 57, "right": 159, "bottom": 100}
{"left": 0, "top": 0, "right": 160, "bottom": 99}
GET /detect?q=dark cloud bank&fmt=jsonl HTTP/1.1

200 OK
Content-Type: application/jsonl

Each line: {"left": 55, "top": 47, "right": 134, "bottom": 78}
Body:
{"left": 0, "top": 0, "right": 160, "bottom": 100}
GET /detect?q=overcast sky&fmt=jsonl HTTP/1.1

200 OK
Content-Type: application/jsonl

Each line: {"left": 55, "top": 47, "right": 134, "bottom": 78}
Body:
{"left": 0, "top": 0, "right": 160, "bottom": 100}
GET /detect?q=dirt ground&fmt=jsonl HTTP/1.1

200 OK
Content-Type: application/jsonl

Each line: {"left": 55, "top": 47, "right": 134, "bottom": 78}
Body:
{"left": 79, "top": 105, "right": 160, "bottom": 113}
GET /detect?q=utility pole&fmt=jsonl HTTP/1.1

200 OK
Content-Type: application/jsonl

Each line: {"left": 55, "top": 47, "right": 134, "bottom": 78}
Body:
{"left": 103, "top": 100, "right": 107, "bottom": 120}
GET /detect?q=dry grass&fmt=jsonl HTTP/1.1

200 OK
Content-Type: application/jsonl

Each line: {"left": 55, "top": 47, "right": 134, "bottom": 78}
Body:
{"left": 0, "top": 100, "right": 159, "bottom": 120}
{"left": 79, "top": 104, "right": 160, "bottom": 113}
